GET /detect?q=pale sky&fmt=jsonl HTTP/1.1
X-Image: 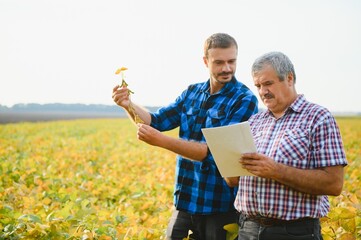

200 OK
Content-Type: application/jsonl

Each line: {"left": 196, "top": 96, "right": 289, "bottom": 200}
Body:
{"left": 1, "top": 0, "right": 360, "bottom": 112}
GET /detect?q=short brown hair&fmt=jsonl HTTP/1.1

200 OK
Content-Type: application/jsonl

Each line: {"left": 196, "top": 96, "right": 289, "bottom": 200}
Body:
{"left": 204, "top": 33, "right": 238, "bottom": 58}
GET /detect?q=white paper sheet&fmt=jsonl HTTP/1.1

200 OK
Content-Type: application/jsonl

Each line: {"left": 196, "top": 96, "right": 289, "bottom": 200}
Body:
{"left": 201, "top": 122, "right": 257, "bottom": 177}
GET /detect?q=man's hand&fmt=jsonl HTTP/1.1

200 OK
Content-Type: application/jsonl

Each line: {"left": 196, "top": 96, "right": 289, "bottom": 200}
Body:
{"left": 240, "top": 153, "right": 279, "bottom": 179}
{"left": 137, "top": 123, "right": 165, "bottom": 147}
{"left": 112, "top": 85, "right": 130, "bottom": 108}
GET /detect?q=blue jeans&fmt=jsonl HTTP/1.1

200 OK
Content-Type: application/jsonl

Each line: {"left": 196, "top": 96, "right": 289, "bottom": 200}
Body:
{"left": 166, "top": 209, "right": 239, "bottom": 240}
{"left": 238, "top": 214, "right": 323, "bottom": 240}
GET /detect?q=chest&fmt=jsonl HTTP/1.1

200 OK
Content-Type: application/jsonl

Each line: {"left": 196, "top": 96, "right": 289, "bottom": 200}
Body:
{"left": 252, "top": 116, "right": 314, "bottom": 168}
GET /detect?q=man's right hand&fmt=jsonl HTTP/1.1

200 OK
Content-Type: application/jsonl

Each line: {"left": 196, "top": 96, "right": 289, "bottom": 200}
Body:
{"left": 112, "top": 84, "right": 130, "bottom": 108}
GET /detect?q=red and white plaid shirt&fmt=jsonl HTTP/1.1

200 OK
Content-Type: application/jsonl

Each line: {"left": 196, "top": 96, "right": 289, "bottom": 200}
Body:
{"left": 234, "top": 94, "right": 347, "bottom": 220}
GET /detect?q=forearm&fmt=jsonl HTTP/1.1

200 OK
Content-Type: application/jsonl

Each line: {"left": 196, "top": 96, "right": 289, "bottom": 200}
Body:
{"left": 158, "top": 135, "right": 208, "bottom": 161}
{"left": 125, "top": 102, "right": 151, "bottom": 125}
{"left": 273, "top": 164, "right": 344, "bottom": 196}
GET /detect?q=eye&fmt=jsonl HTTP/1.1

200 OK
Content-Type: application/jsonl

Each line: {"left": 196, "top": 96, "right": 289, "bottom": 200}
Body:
{"left": 264, "top": 81, "right": 273, "bottom": 86}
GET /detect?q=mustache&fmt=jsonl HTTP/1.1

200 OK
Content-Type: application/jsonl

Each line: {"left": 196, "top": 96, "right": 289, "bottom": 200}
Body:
{"left": 262, "top": 93, "right": 274, "bottom": 100}
{"left": 218, "top": 72, "right": 233, "bottom": 77}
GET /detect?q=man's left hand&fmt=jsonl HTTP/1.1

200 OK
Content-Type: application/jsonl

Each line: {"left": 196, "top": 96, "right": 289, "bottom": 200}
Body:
{"left": 240, "top": 153, "right": 279, "bottom": 179}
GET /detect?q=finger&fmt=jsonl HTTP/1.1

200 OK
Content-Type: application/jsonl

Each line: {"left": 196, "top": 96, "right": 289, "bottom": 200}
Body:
{"left": 138, "top": 125, "right": 147, "bottom": 134}
{"left": 241, "top": 159, "right": 258, "bottom": 167}
{"left": 137, "top": 126, "right": 144, "bottom": 134}
{"left": 113, "top": 85, "right": 120, "bottom": 92}
{"left": 112, "top": 91, "right": 119, "bottom": 102}
{"left": 137, "top": 133, "right": 142, "bottom": 141}
{"left": 112, "top": 88, "right": 123, "bottom": 99}
{"left": 241, "top": 153, "right": 258, "bottom": 159}
{"left": 241, "top": 153, "right": 253, "bottom": 158}
{"left": 112, "top": 91, "right": 119, "bottom": 99}
{"left": 137, "top": 129, "right": 144, "bottom": 138}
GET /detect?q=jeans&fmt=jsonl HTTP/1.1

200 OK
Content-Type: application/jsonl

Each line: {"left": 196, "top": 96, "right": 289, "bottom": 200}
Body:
{"left": 238, "top": 214, "right": 323, "bottom": 240}
{"left": 166, "top": 209, "right": 239, "bottom": 240}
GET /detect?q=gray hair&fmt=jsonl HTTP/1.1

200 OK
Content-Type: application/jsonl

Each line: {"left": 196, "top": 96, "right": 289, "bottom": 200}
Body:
{"left": 252, "top": 51, "right": 296, "bottom": 83}
{"left": 204, "top": 33, "right": 238, "bottom": 59}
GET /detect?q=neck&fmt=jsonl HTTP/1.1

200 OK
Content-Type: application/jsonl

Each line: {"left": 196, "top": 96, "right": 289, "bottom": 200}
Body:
{"left": 271, "top": 93, "right": 298, "bottom": 119}
{"left": 209, "top": 79, "right": 226, "bottom": 94}
{"left": 272, "top": 109, "right": 288, "bottom": 119}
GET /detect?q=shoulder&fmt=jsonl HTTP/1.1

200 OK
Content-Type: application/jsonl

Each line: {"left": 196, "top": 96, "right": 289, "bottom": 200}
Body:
{"left": 231, "top": 80, "right": 258, "bottom": 100}
{"left": 291, "top": 95, "right": 335, "bottom": 125}
{"left": 233, "top": 79, "right": 254, "bottom": 92}
{"left": 187, "top": 81, "right": 208, "bottom": 90}
{"left": 248, "top": 109, "right": 268, "bottom": 122}
{"left": 178, "top": 81, "right": 208, "bottom": 99}
{"left": 301, "top": 100, "right": 334, "bottom": 124}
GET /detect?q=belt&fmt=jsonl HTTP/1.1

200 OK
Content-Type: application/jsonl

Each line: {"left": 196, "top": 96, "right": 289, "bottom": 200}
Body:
{"left": 245, "top": 215, "right": 317, "bottom": 227}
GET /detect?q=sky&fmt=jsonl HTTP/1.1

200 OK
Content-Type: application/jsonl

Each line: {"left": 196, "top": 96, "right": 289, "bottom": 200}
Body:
{"left": 1, "top": 0, "right": 360, "bottom": 113}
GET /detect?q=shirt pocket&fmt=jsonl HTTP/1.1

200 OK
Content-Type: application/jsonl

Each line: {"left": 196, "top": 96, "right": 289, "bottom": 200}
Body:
{"left": 276, "top": 128, "right": 310, "bottom": 168}
{"left": 182, "top": 108, "right": 200, "bottom": 129}
{"left": 205, "top": 109, "right": 226, "bottom": 127}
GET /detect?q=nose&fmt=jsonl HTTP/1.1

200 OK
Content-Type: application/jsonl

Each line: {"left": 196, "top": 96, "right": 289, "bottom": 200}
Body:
{"left": 258, "top": 85, "right": 269, "bottom": 96}
{"left": 222, "top": 63, "right": 231, "bottom": 72}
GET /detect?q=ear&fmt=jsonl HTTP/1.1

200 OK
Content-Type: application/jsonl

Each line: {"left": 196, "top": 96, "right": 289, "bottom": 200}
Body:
{"left": 203, "top": 56, "right": 209, "bottom": 67}
{"left": 287, "top": 72, "right": 294, "bottom": 85}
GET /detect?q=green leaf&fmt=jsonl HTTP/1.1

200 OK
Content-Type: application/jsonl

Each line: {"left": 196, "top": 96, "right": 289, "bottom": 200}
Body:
{"left": 339, "top": 207, "right": 357, "bottom": 219}
{"left": 224, "top": 223, "right": 238, "bottom": 240}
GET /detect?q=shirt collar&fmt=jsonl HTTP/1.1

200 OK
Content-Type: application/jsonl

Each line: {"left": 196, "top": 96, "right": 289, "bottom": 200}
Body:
{"left": 200, "top": 77, "right": 238, "bottom": 94}
{"left": 288, "top": 94, "right": 306, "bottom": 113}
{"left": 262, "top": 94, "right": 305, "bottom": 118}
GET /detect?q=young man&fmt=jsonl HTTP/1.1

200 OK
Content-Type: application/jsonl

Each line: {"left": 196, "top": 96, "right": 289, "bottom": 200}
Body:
{"left": 226, "top": 51, "right": 347, "bottom": 240}
{"left": 112, "top": 33, "right": 258, "bottom": 239}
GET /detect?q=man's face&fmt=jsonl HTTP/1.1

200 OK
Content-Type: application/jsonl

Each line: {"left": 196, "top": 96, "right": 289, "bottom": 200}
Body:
{"left": 253, "top": 65, "right": 294, "bottom": 116}
{"left": 204, "top": 45, "right": 237, "bottom": 85}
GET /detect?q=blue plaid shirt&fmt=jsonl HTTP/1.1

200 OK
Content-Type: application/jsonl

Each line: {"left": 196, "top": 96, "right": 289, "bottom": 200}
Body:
{"left": 150, "top": 77, "right": 258, "bottom": 214}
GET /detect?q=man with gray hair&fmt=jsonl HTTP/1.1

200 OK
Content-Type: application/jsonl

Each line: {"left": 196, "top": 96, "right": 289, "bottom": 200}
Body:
{"left": 225, "top": 51, "right": 347, "bottom": 239}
